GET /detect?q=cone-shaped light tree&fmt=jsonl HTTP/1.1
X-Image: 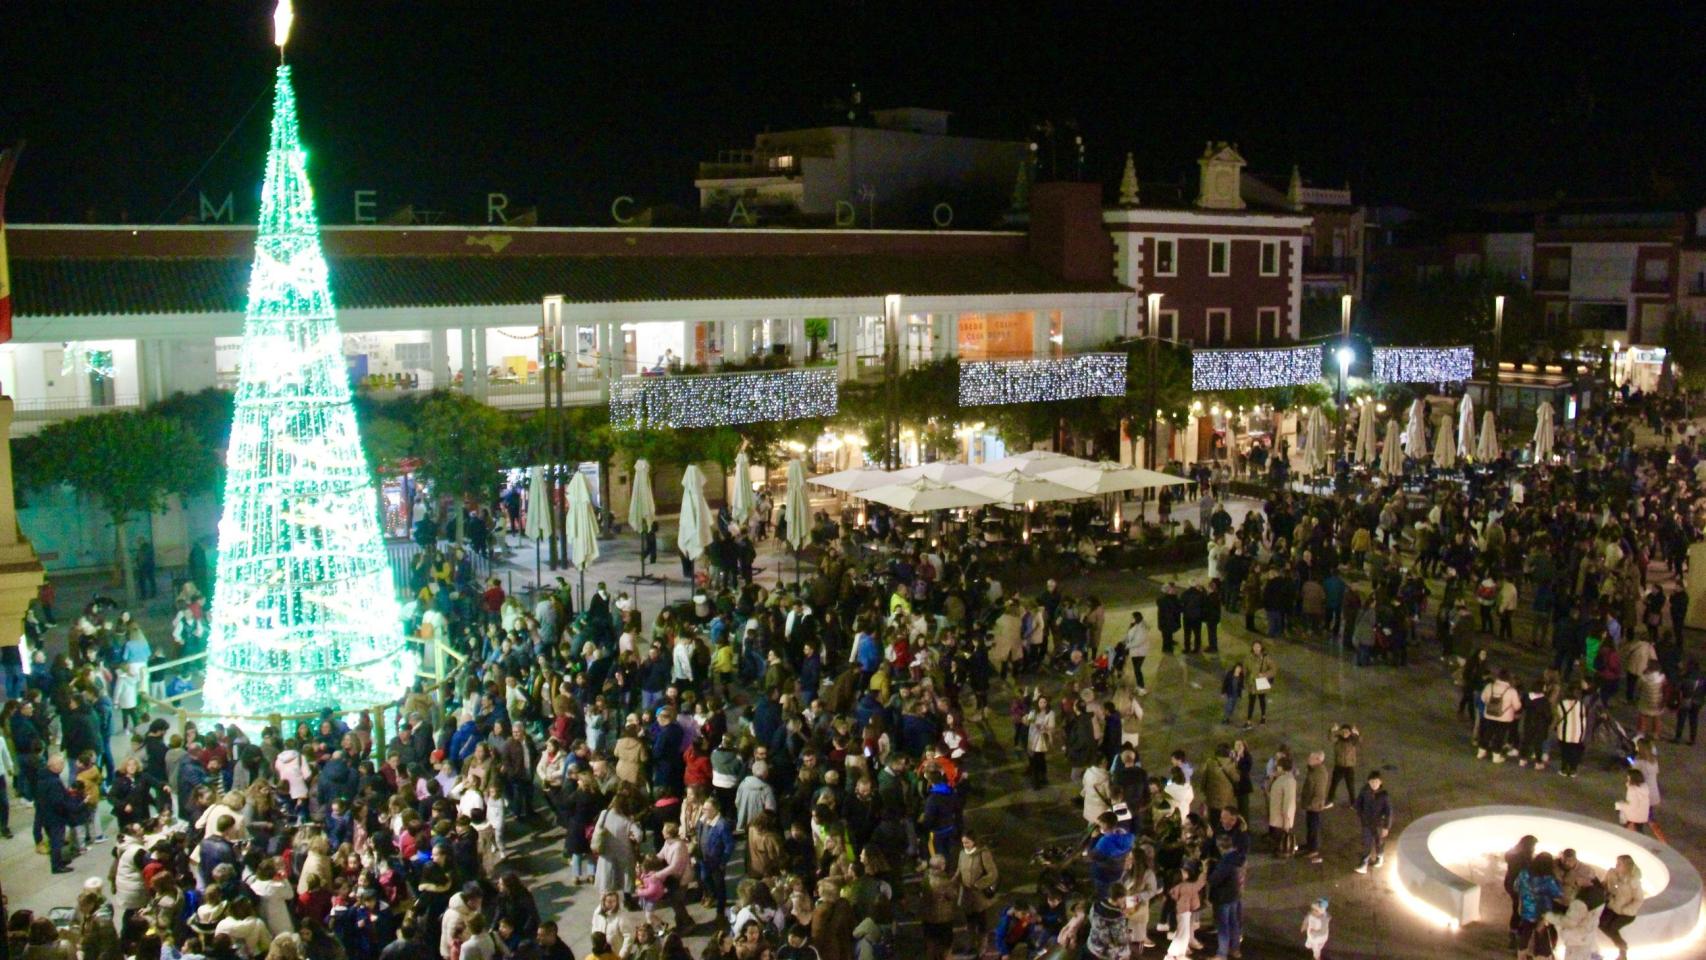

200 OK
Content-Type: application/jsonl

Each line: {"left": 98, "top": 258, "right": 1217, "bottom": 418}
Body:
{"left": 201, "top": 60, "right": 416, "bottom": 719}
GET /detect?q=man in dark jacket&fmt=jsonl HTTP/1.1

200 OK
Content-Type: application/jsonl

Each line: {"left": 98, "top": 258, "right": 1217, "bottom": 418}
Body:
{"left": 317, "top": 752, "right": 360, "bottom": 808}
{"left": 1156, "top": 585, "right": 1182, "bottom": 654}
{"left": 198, "top": 813, "right": 241, "bottom": 887}
{"left": 9, "top": 699, "right": 44, "bottom": 803}
{"left": 37, "top": 754, "right": 84, "bottom": 872}
{"left": 1352, "top": 772, "right": 1392, "bottom": 874}
{"left": 1180, "top": 584, "right": 1206, "bottom": 653}
{"left": 1207, "top": 833, "right": 1246, "bottom": 959}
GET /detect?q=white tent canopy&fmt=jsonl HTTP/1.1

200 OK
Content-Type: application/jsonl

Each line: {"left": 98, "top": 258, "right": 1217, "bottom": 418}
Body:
{"left": 1043, "top": 462, "right": 1189, "bottom": 495}
{"left": 1381, "top": 420, "right": 1404, "bottom": 477}
{"left": 677, "top": 465, "right": 714, "bottom": 561}
{"left": 858, "top": 477, "right": 997, "bottom": 512}
{"left": 524, "top": 465, "right": 550, "bottom": 540}
{"left": 1432, "top": 413, "right": 1456, "bottom": 469}
{"left": 783, "top": 459, "right": 811, "bottom": 552}
{"left": 1477, "top": 410, "right": 1500, "bottom": 462}
{"left": 730, "top": 451, "right": 755, "bottom": 525}
{"left": 565, "top": 471, "right": 601, "bottom": 571}
{"left": 953, "top": 468, "right": 1088, "bottom": 506}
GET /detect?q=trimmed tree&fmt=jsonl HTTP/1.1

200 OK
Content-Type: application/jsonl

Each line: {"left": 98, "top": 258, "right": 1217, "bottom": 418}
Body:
{"left": 413, "top": 391, "right": 513, "bottom": 543}
{"left": 21, "top": 410, "right": 216, "bottom": 599}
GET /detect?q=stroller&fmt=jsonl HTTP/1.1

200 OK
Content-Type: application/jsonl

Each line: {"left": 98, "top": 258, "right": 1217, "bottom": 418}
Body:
{"left": 1592, "top": 700, "right": 1637, "bottom": 762}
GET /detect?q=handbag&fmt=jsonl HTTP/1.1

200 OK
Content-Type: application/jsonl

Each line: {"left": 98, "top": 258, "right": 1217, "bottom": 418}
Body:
{"left": 589, "top": 810, "right": 609, "bottom": 855}
{"left": 1254, "top": 676, "right": 1272, "bottom": 692}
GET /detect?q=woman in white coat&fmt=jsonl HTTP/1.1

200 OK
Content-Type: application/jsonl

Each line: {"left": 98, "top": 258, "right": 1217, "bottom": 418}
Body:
{"left": 1082, "top": 764, "right": 1114, "bottom": 826}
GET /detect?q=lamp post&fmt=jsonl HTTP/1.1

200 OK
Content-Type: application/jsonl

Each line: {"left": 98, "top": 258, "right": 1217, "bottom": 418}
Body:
{"left": 1145, "top": 292, "right": 1162, "bottom": 470}
{"left": 541, "top": 296, "right": 564, "bottom": 570}
{"left": 1491, "top": 294, "right": 1505, "bottom": 416}
{"left": 1336, "top": 294, "right": 1354, "bottom": 468}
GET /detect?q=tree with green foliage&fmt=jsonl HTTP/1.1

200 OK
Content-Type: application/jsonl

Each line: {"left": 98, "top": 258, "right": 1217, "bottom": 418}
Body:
{"left": 413, "top": 391, "right": 514, "bottom": 543}
{"left": 1366, "top": 270, "right": 1575, "bottom": 361}
{"left": 20, "top": 410, "right": 217, "bottom": 599}
{"left": 1662, "top": 310, "right": 1706, "bottom": 405}
{"left": 803, "top": 318, "right": 831, "bottom": 362}
{"left": 152, "top": 388, "right": 237, "bottom": 453}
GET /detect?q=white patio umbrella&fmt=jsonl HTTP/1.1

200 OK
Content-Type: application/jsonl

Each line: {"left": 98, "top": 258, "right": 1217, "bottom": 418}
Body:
{"left": 1044, "top": 462, "right": 1189, "bottom": 495}
{"left": 1309, "top": 407, "right": 1331, "bottom": 474}
{"left": 1354, "top": 406, "right": 1378, "bottom": 465}
{"left": 1381, "top": 420, "right": 1404, "bottom": 477}
{"left": 1432, "top": 413, "right": 1456, "bottom": 470}
{"left": 953, "top": 468, "right": 1088, "bottom": 506}
{"left": 1477, "top": 410, "right": 1500, "bottom": 462}
{"left": 978, "top": 450, "right": 1088, "bottom": 475}
{"left": 809, "top": 466, "right": 893, "bottom": 493}
{"left": 565, "top": 470, "right": 601, "bottom": 602}
{"left": 1457, "top": 394, "right": 1477, "bottom": 459}
{"left": 783, "top": 458, "right": 812, "bottom": 584}
{"left": 1533, "top": 402, "right": 1556, "bottom": 461}
{"left": 892, "top": 461, "right": 988, "bottom": 484}
{"left": 677, "top": 464, "right": 714, "bottom": 572}
{"left": 628, "top": 458, "right": 658, "bottom": 580}
{"left": 1404, "top": 399, "right": 1428, "bottom": 455}
{"left": 524, "top": 466, "right": 550, "bottom": 540}
{"left": 857, "top": 477, "right": 996, "bottom": 512}
{"left": 730, "top": 450, "right": 755, "bottom": 526}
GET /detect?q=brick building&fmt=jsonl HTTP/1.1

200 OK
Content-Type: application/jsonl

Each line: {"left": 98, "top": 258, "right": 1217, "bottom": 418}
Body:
{"left": 1104, "top": 143, "right": 1310, "bottom": 347}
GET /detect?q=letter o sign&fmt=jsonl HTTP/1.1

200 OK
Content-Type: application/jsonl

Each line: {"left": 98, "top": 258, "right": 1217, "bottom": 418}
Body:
{"left": 932, "top": 202, "right": 954, "bottom": 228}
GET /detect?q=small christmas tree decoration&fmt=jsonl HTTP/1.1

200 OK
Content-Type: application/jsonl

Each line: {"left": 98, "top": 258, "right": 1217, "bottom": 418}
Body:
{"left": 200, "top": 59, "right": 416, "bottom": 719}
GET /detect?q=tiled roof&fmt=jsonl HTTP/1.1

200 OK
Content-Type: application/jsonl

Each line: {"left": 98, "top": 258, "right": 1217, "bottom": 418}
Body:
{"left": 12, "top": 253, "right": 1127, "bottom": 317}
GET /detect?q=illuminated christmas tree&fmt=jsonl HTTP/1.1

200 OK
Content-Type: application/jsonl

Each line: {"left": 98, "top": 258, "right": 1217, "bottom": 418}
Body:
{"left": 201, "top": 61, "right": 416, "bottom": 719}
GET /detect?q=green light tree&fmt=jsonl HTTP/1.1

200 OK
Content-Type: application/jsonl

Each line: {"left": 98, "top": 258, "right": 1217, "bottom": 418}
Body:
{"left": 200, "top": 64, "right": 416, "bottom": 719}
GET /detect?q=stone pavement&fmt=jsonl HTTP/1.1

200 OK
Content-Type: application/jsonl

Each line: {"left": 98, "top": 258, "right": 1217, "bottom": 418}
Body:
{"left": 5, "top": 492, "right": 1703, "bottom": 958}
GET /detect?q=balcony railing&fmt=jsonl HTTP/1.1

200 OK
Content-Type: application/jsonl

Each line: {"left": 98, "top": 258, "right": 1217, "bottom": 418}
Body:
{"left": 11, "top": 394, "right": 141, "bottom": 420}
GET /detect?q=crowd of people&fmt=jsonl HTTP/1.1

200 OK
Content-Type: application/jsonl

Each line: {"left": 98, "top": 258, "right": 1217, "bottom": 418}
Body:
{"left": 0, "top": 391, "right": 1699, "bottom": 960}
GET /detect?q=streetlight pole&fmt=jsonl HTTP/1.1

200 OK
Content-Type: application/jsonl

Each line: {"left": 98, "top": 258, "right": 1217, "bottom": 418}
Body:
{"left": 1145, "top": 292, "right": 1162, "bottom": 470}
{"left": 541, "top": 297, "right": 563, "bottom": 570}
{"left": 1336, "top": 294, "right": 1353, "bottom": 467}
{"left": 1491, "top": 294, "right": 1505, "bottom": 417}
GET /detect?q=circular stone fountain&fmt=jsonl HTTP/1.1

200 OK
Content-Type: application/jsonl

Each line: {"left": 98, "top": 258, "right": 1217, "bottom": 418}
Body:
{"left": 1392, "top": 805, "right": 1703, "bottom": 956}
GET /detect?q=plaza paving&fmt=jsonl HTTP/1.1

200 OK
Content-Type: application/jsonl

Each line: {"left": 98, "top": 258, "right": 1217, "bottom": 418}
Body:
{"left": 3, "top": 492, "right": 1702, "bottom": 959}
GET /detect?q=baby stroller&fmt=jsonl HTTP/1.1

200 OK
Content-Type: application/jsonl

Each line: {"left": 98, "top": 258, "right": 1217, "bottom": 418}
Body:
{"left": 1593, "top": 701, "right": 1637, "bottom": 763}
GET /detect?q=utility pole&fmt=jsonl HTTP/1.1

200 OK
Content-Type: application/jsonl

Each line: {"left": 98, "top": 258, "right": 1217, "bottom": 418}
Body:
{"left": 1491, "top": 294, "right": 1505, "bottom": 417}
{"left": 1145, "top": 292, "right": 1162, "bottom": 469}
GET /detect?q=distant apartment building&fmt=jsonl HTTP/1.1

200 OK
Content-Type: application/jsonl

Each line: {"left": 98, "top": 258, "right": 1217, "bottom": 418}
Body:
{"left": 694, "top": 107, "right": 1029, "bottom": 229}
{"left": 1242, "top": 166, "right": 1368, "bottom": 300}
{"left": 1104, "top": 143, "right": 1310, "bottom": 347}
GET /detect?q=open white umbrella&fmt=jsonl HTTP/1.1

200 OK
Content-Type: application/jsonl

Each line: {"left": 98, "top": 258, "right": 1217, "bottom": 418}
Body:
{"left": 1381, "top": 420, "right": 1404, "bottom": 477}
{"left": 953, "top": 468, "right": 1088, "bottom": 506}
{"left": 1351, "top": 407, "right": 1374, "bottom": 465}
{"left": 893, "top": 461, "right": 987, "bottom": 484}
{"left": 783, "top": 458, "right": 811, "bottom": 584}
{"left": 1044, "top": 462, "right": 1189, "bottom": 495}
{"left": 1404, "top": 399, "right": 1428, "bottom": 455}
{"left": 810, "top": 466, "right": 892, "bottom": 493}
{"left": 730, "top": 451, "right": 755, "bottom": 526}
{"left": 565, "top": 470, "right": 601, "bottom": 601}
{"left": 1533, "top": 402, "right": 1556, "bottom": 461}
{"left": 677, "top": 464, "right": 714, "bottom": 569}
{"left": 1457, "top": 394, "right": 1477, "bottom": 459}
{"left": 1432, "top": 413, "right": 1456, "bottom": 469}
{"left": 858, "top": 477, "right": 997, "bottom": 512}
{"left": 978, "top": 450, "right": 1089, "bottom": 475}
{"left": 628, "top": 458, "right": 658, "bottom": 580}
{"left": 1477, "top": 410, "right": 1500, "bottom": 462}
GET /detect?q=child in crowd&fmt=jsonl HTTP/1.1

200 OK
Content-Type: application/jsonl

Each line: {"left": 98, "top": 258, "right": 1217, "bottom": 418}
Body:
{"left": 1302, "top": 898, "right": 1331, "bottom": 959}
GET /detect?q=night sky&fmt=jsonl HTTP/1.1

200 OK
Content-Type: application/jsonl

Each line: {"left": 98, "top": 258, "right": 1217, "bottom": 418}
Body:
{"left": 3, "top": 1, "right": 1703, "bottom": 226}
